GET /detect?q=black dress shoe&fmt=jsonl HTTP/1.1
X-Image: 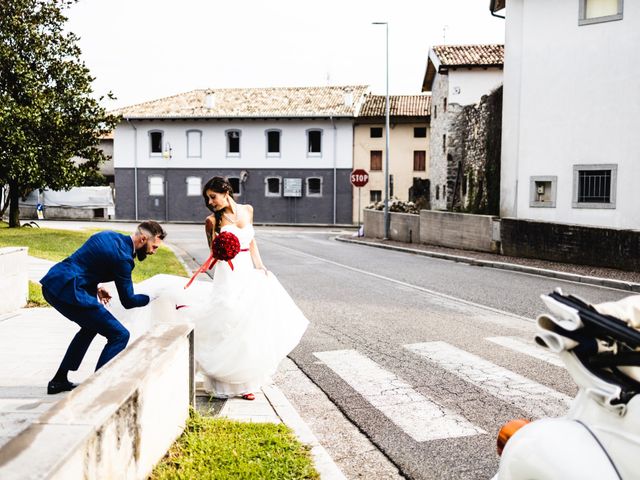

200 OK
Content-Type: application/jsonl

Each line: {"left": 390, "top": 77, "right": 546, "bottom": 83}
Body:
{"left": 47, "top": 380, "right": 79, "bottom": 395}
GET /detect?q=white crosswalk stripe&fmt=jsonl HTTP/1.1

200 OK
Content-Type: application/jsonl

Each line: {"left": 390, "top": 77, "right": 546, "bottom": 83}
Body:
{"left": 405, "top": 341, "right": 572, "bottom": 418}
{"left": 313, "top": 349, "right": 485, "bottom": 442}
{"left": 486, "top": 336, "right": 564, "bottom": 367}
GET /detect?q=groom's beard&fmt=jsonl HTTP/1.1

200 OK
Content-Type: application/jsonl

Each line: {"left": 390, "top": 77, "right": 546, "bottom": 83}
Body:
{"left": 135, "top": 247, "right": 148, "bottom": 261}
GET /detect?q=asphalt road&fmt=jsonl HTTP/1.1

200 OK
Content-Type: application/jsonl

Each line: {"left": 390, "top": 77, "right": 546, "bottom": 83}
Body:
{"left": 165, "top": 224, "right": 628, "bottom": 480}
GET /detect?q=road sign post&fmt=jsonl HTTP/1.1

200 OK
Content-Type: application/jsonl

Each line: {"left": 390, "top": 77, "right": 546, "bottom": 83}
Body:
{"left": 350, "top": 169, "right": 369, "bottom": 228}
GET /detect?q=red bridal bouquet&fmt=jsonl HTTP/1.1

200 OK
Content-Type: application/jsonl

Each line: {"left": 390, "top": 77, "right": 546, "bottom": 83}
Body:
{"left": 184, "top": 231, "right": 245, "bottom": 289}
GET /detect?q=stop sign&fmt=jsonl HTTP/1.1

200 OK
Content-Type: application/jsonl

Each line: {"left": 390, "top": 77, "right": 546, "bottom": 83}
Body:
{"left": 350, "top": 169, "right": 369, "bottom": 187}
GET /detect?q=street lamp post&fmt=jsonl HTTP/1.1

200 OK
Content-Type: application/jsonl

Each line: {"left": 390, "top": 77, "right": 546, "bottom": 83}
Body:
{"left": 373, "top": 21, "right": 390, "bottom": 239}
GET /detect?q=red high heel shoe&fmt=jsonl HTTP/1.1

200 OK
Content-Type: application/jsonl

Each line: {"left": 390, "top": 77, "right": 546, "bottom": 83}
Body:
{"left": 241, "top": 393, "right": 255, "bottom": 401}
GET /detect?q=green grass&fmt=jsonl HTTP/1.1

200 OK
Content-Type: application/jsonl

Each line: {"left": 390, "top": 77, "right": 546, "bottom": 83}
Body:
{"left": 0, "top": 222, "right": 187, "bottom": 282}
{"left": 152, "top": 411, "right": 319, "bottom": 480}
{"left": 131, "top": 244, "right": 187, "bottom": 282}
{"left": 27, "top": 280, "right": 48, "bottom": 307}
{"left": 0, "top": 222, "right": 96, "bottom": 262}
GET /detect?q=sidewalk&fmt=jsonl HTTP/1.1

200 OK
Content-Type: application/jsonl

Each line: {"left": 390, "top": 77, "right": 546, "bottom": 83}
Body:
{"left": 337, "top": 235, "right": 640, "bottom": 292}
{"left": 3, "top": 253, "right": 345, "bottom": 479}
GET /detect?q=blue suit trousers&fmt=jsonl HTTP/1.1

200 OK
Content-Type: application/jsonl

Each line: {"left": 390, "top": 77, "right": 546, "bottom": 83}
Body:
{"left": 42, "top": 287, "right": 130, "bottom": 372}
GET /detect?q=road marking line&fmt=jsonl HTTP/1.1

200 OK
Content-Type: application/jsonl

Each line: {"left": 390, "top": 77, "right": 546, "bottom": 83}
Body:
{"left": 486, "top": 336, "right": 564, "bottom": 367}
{"left": 405, "top": 342, "right": 572, "bottom": 418}
{"left": 313, "top": 349, "right": 485, "bottom": 442}
{"left": 261, "top": 238, "right": 532, "bottom": 325}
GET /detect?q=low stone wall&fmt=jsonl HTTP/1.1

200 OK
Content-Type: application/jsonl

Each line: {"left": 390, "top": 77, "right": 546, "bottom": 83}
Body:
{"left": 19, "top": 206, "right": 110, "bottom": 220}
{"left": 420, "top": 210, "right": 499, "bottom": 252}
{"left": 0, "top": 322, "right": 195, "bottom": 480}
{"left": 364, "top": 209, "right": 421, "bottom": 243}
{"left": 501, "top": 218, "right": 640, "bottom": 272}
{"left": 363, "top": 209, "right": 384, "bottom": 239}
{"left": 0, "top": 247, "right": 28, "bottom": 314}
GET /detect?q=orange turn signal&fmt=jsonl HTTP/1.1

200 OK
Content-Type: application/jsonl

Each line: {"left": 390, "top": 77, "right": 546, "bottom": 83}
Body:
{"left": 497, "top": 419, "right": 530, "bottom": 456}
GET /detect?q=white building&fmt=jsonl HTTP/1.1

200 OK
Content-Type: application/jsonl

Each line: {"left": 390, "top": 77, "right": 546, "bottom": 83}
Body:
{"left": 497, "top": 0, "right": 640, "bottom": 229}
{"left": 112, "top": 86, "right": 368, "bottom": 223}
{"left": 422, "top": 44, "right": 504, "bottom": 210}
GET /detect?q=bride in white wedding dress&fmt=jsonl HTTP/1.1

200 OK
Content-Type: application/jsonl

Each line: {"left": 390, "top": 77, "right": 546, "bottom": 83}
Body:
{"left": 112, "top": 177, "right": 309, "bottom": 400}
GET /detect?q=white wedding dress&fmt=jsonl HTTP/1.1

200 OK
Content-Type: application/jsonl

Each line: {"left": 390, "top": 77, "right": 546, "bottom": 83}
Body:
{"left": 110, "top": 223, "right": 309, "bottom": 397}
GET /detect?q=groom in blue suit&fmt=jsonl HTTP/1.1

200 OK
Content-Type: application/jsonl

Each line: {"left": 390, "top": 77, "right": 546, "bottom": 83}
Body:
{"left": 40, "top": 221, "right": 167, "bottom": 394}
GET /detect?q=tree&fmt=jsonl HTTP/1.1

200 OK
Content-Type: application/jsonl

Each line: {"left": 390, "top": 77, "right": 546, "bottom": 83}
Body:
{"left": 0, "top": 0, "right": 117, "bottom": 227}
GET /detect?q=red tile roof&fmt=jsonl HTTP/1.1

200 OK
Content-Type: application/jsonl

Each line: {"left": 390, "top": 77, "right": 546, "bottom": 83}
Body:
{"left": 422, "top": 44, "right": 504, "bottom": 92}
{"left": 358, "top": 95, "right": 431, "bottom": 118}
{"left": 112, "top": 85, "right": 369, "bottom": 119}
{"left": 432, "top": 44, "right": 504, "bottom": 67}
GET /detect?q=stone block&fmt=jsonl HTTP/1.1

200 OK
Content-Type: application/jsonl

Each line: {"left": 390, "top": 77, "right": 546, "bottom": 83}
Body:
{"left": 0, "top": 248, "right": 28, "bottom": 314}
{"left": 0, "top": 321, "right": 195, "bottom": 480}
{"left": 363, "top": 209, "right": 420, "bottom": 243}
{"left": 420, "top": 210, "right": 497, "bottom": 252}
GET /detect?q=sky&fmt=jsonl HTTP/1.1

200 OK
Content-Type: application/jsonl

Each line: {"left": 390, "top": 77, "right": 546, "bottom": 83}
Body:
{"left": 65, "top": 0, "right": 505, "bottom": 110}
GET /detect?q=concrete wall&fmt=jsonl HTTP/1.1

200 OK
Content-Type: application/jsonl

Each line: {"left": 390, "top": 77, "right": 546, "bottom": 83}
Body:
{"left": 363, "top": 209, "right": 420, "bottom": 243}
{"left": 0, "top": 322, "right": 194, "bottom": 480}
{"left": 115, "top": 167, "right": 352, "bottom": 224}
{"left": 364, "top": 209, "right": 498, "bottom": 251}
{"left": 420, "top": 210, "right": 498, "bottom": 252}
{"left": 0, "top": 248, "right": 27, "bottom": 314}
{"left": 501, "top": 218, "right": 640, "bottom": 271}
{"left": 501, "top": 0, "right": 640, "bottom": 228}
{"left": 20, "top": 206, "right": 110, "bottom": 220}
{"left": 352, "top": 121, "right": 430, "bottom": 223}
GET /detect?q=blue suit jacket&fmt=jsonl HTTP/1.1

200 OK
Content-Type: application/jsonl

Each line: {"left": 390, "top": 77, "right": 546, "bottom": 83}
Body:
{"left": 41, "top": 231, "right": 149, "bottom": 309}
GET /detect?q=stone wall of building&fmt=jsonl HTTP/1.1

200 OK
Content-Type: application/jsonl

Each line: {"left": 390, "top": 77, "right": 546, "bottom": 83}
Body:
{"left": 446, "top": 85, "right": 502, "bottom": 215}
{"left": 429, "top": 73, "right": 458, "bottom": 211}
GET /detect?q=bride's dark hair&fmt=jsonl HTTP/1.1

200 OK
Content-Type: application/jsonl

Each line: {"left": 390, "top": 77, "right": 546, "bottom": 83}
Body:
{"left": 202, "top": 176, "right": 234, "bottom": 233}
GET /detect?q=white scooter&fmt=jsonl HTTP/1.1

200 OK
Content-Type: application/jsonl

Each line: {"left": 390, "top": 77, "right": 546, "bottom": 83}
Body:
{"left": 492, "top": 289, "right": 640, "bottom": 480}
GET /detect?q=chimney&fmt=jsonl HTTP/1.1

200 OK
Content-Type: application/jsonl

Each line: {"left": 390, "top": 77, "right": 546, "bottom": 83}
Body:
{"left": 204, "top": 89, "right": 215, "bottom": 109}
{"left": 343, "top": 88, "right": 353, "bottom": 108}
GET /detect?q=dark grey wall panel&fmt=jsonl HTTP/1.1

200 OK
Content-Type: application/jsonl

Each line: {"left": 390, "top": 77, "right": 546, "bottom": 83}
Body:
{"left": 501, "top": 218, "right": 640, "bottom": 272}
{"left": 114, "top": 168, "right": 353, "bottom": 224}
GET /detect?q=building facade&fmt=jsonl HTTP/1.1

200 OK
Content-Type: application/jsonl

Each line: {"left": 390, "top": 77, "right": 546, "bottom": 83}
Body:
{"left": 497, "top": 0, "right": 640, "bottom": 229}
{"left": 113, "top": 86, "right": 368, "bottom": 224}
{"left": 352, "top": 95, "right": 431, "bottom": 223}
{"left": 422, "top": 45, "right": 503, "bottom": 210}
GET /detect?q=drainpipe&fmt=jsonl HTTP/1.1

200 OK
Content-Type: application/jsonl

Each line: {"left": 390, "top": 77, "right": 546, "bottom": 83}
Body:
{"left": 489, "top": 0, "right": 506, "bottom": 19}
{"left": 126, "top": 118, "right": 139, "bottom": 221}
{"left": 331, "top": 116, "right": 337, "bottom": 224}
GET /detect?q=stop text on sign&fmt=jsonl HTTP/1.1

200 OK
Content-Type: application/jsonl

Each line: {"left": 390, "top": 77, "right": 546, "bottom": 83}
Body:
{"left": 352, "top": 174, "right": 368, "bottom": 182}
{"left": 350, "top": 169, "right": 369, "bottom": 187}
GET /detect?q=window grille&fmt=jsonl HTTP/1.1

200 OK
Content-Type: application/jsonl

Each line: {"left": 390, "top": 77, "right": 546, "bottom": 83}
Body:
{"left": 577, "top": 169, "right": 611, "bottom": 203}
